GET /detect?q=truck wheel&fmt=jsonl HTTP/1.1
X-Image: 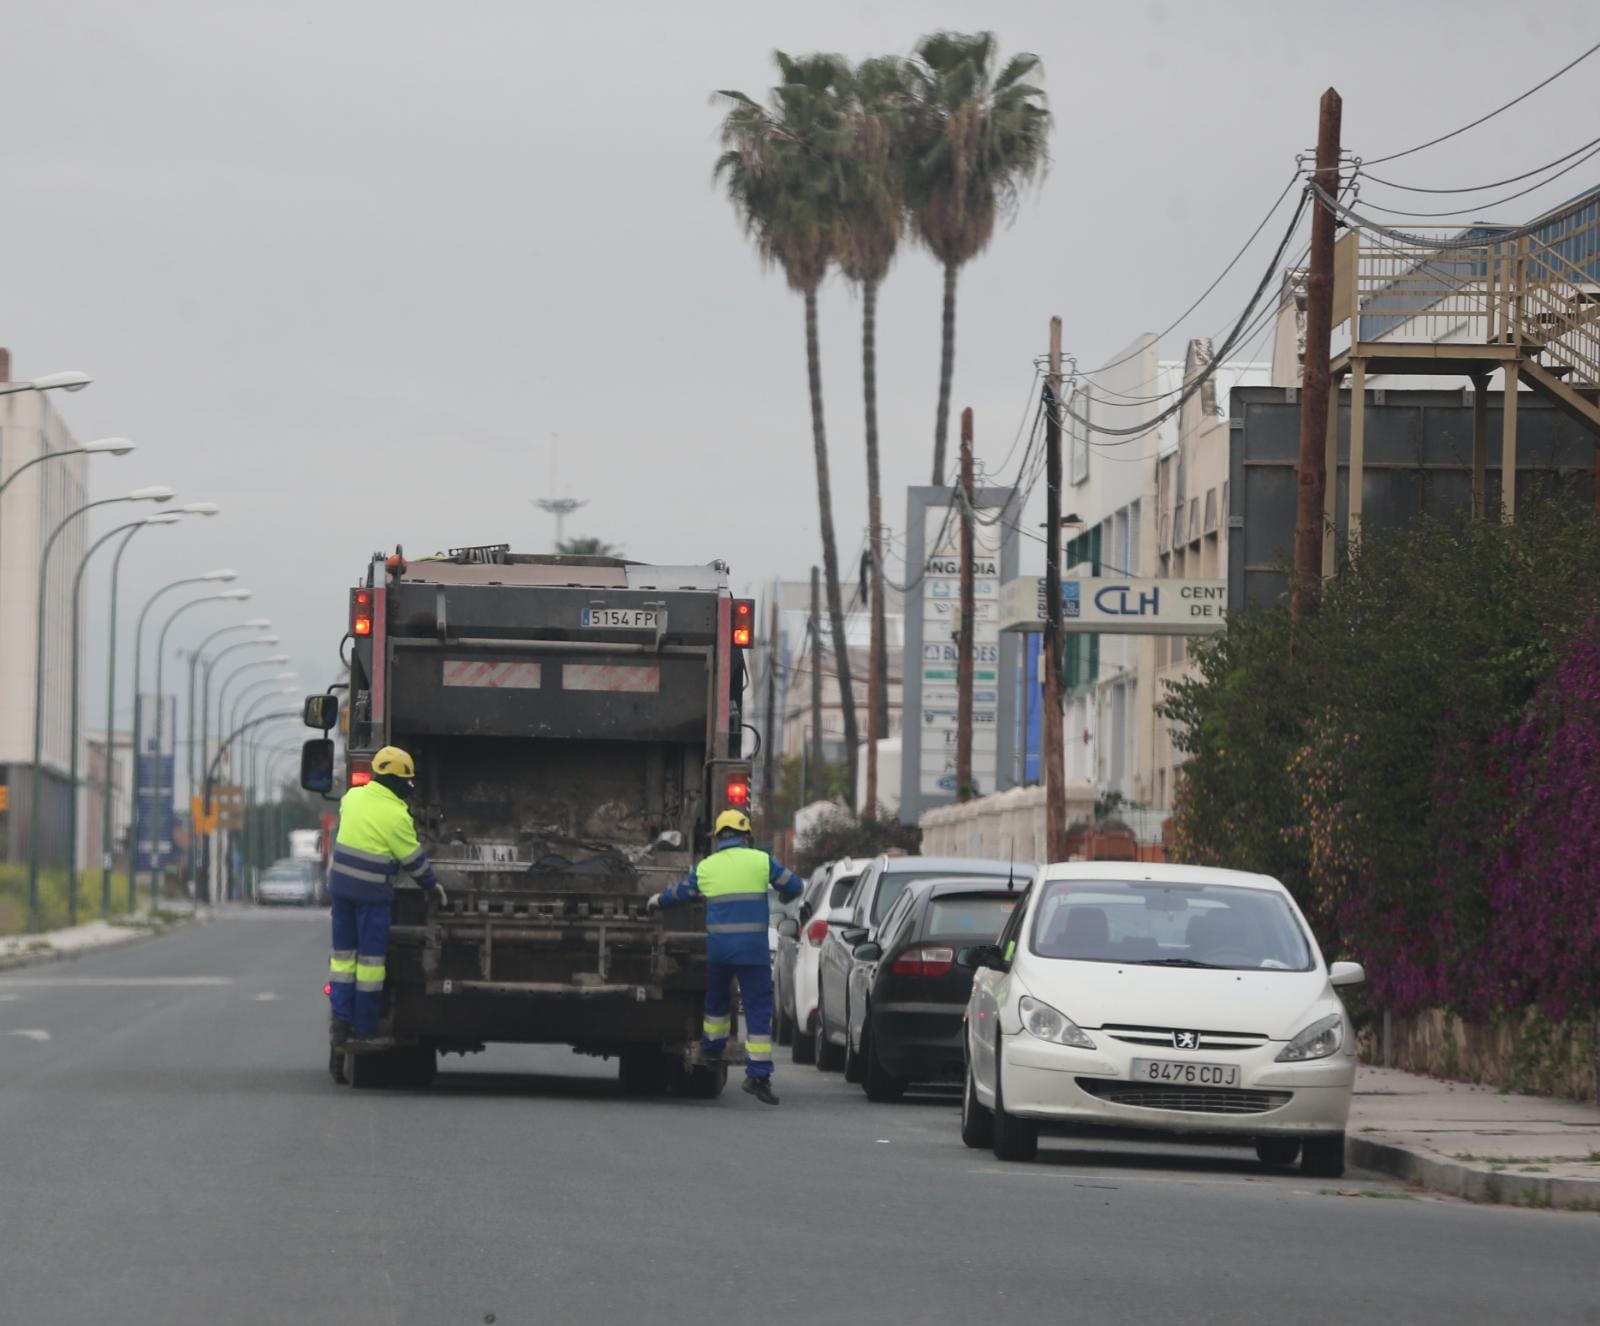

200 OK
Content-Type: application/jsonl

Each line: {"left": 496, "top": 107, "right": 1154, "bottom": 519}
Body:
{"left": 674, "top": 1061, "right": 727, "bottom": 1100}
{"left": 619, "top": 1047, "right": 671, "bottom": 1095}
{"left": 393, "top": 1045, "right": 437, "bottom": 1090}
{"left": 328, "top": 1044, "right": 348, "bottom": 1086}
{"left": 790, "top": 1013, "right": 816, "bottom": 1065}
{"left": 346, "top": 1050, "right": 387, "bottom": 1089}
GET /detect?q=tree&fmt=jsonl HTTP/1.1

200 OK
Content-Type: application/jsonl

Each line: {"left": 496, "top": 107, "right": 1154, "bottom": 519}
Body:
{"left": 716, "top": 51, "right": 860, "bottom": 804}
{"left": 906, "top": 31, "right": 1051, "bottom": 484}
{"left": 836, "top": 56, "right": 910, "bottom": 791}
{"left": 557, "top": 536, "right": 621, "bottom": 557}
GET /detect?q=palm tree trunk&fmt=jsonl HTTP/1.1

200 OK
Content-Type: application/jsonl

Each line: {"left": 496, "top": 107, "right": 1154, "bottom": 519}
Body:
{"left": 804, "top": 284, "right": 859, "bottom": 808}
{"left": 931, "top": 259, "right": 959, "bottom": 485}
{"left": 862, "top": 278, "right": 889, "bottom": 816}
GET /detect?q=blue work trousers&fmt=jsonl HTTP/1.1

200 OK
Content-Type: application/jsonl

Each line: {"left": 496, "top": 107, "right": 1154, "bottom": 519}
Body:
{"left": 330, "top": 896, "right": 392, "bottom": 1036}
{"left": 702, "top": 961, "right": 774, "bottom": 1081}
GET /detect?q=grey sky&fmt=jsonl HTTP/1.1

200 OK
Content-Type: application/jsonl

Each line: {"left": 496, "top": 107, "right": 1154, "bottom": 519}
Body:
{"left": 6, "top": 0, "right": 1597, "bottom": 750}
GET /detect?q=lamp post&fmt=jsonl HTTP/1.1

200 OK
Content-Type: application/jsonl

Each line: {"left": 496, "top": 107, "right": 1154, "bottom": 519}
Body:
{"left": 205, "top": 696, "right": 295, "bottom": 902}
{"left": 248, "top": 741, "right": 301, "bottom": 887}
{"left": 26, "top": 485, "right": 175, "bottom": 929}
{"left": 64, "top": 512, "right": 183, "bottom": 925}
{"left": 184, "top": 623, "right": 273, "bottom": 885}
{"left": 0, "top": 370, "right": 92, "bottom": 397}
{"left": 98, "top": 503, "right": 221, "bottom": 913}
{"left": 223, "top": 665, "right": 298, "bottom": 742}
{"left": 128, "top": 568, "right": 237, "bottom": 911}
{"left": 199, "top": 634, "right": 277, "bottom": 805}
{"left": 152, "top": 589, "right": 253, "bottom": 906}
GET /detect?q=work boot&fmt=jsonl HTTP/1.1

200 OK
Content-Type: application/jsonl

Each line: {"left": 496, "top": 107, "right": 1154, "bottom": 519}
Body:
{"left": 329, "top": 1016, "right": 351, "bottom": 1049}
{"left": 345, "top": 1034, "right": 394, "bottom": 1054}
{"left": 741, "top": 1076, "right": 780, "bottom": 1106}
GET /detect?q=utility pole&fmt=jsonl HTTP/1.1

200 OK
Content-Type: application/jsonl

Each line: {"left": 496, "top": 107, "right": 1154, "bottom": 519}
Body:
{"left": 762, "top": 593, "right": 778, "bottom": 828}
{"left": 809, "top": 566, "right": 823, "bottom": 799}
{"left": 955, "top": 408, "right": 976, "bottom": 801}
{"left": 1044, "top": 318, "right": 1068, "bottom": 863}
{"left": 865, "top": 497, "right": 882, "bottom": 818}
{"left": 1292, "top": 87, "right": 1342, "bottom": 627}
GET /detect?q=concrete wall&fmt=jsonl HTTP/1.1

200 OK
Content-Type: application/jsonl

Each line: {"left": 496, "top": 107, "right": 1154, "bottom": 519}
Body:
{"left": 919, "top": 782, "right": 1098, "bottom": 864}
{"left": 1359, "top": 1008, "right": 1598, "bottom": 1105}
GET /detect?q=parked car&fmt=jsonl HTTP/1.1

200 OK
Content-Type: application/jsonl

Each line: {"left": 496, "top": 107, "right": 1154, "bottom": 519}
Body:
{"left": 844, "top": 878, "right": 1025, "bottom": 1101}
{"left": 257, "top": 858, "right": 319, "bottom": 907}
{"left": 959, "top": 862, "right": 1364, "bottom": 1176}
{"left": 815, "top": 855, "right": 1033, "bottom": 1073}
{"left": 775, "top": 858, "right": 863, "bottom": 1063}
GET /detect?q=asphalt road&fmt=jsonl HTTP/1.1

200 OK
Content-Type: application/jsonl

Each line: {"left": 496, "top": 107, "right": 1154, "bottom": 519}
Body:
{"left": 1, "top": 911, "right": 1596, "bottom": 1326}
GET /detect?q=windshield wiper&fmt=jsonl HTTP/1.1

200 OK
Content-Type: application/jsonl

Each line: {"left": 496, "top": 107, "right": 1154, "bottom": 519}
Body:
{"left": 1134, "top": 957, "right": 1223, "bottom": 969}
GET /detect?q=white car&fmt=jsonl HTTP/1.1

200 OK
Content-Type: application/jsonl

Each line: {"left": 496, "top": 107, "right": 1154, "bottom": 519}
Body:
{"left": 960, "top": 862, "right": 1364, "bottom": 1176}
{"left": 775, "top": 858, "right": 864, "bottom": 1063}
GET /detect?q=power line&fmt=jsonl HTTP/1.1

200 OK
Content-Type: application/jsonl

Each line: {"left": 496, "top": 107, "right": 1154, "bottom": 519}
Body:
{"left": 1308, "top": 179, "right": 1588, "bottom": 249}
{"left": 1350, "top": 139, "right": 1600, "bottom": 219}
{"left": 1364, "top": 38, "right": 1600, "bottom": 166}
{"left": 1359, "top": 132, "right": 1600, "bottom": 194}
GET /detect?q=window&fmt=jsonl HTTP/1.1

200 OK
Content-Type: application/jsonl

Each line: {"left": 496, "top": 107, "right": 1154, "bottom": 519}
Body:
{"left": 925, "top": 895, "right": 1019, "bottom": 940}
{"left": 1188, "top": 497, "right": 1200, "bottom": 545}
{"left": 1204, "top": 487, "right": 1218, "bottom": 534}
{"left": 1172, "top": 503, "right": 1185, "bottom": 545}
{"left": 1126, "top": 501, "right": 1141, "bottom": 575}
{"left": 994, "top": 886, "right": 1034, "bottom": 964}
{"left": 1069, "top": 386, "right": 1090, "bottom": 485}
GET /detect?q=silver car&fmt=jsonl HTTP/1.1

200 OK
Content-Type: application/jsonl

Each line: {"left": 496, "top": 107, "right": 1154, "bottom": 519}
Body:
{"left": 257, "top": 859, "right": 318, "bottom": 907}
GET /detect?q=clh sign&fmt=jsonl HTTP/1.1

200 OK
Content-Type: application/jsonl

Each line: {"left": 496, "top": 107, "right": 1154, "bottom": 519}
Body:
{"left": 1000, "top": 576, "right": 1228, "bottom": 635}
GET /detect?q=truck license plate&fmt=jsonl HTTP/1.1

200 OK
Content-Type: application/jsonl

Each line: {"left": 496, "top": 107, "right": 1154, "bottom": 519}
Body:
{"left": 1129, "top": 1058, "right": 1240, "bottom": 1087}
{"left": 582, "top": 608, "right": 661, "bottom": 630}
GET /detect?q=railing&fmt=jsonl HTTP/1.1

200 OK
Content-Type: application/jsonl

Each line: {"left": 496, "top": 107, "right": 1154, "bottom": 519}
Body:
{"left": 1333, "top": 198, "right": 1600, "bottom": 393}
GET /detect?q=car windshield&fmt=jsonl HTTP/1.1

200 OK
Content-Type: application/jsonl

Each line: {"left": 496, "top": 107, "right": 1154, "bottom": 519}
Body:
{"left": 1028, "top": 880, "right": 1314, "bottom": 972}
{"left": 873, "top": 870, "right": 1016, "bottom": 925}
{"left": 926, "top": 896, "right": 1018, "bottom": 938}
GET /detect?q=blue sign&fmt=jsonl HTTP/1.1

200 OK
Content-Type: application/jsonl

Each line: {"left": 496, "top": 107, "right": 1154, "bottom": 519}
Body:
{"left": 1063, "top": 580, "right": 1081, "bottom": 619}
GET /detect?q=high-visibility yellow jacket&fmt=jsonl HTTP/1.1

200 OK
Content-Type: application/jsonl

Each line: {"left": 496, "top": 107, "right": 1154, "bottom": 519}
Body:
{"left": 326, "top": 781, "right": 438, "bottom": 903}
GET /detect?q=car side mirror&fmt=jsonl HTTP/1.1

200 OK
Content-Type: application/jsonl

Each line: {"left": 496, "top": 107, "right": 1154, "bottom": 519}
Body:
{"left": 841, "top": 926, "right": 868, "bottom": 947}
{"left": 303, "top": 693, "right": 339, "bottom": 731}
{"left": 1329, "top": 960, "right": 1366, "bottom": 988}
{"left": 853, "top": 942, "right": 883, "bottom": 962}
{"left": 776, "top": 918, "right": 799, "bottom": 939}
{"left": 300, "top": 739, "right": 335, "bottom": 794}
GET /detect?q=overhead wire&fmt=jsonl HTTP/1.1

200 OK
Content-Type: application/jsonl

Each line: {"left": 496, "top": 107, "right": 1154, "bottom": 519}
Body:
{"left": 1350, "top": 139, "right": 1600, "bottom": 219}
{"left": 1363, "top": 38, "right": 1600, "bottom": 166}
{"left": 1359, "top": 132, "right": 1600, "bottom": 194}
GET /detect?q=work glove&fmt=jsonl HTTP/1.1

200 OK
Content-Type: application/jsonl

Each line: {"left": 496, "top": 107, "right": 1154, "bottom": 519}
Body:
{"left": 428, "top": 882, "right": 449, "bottom": 909}
{"left": 644, "top": 893, "right": 662, "bottom": 915}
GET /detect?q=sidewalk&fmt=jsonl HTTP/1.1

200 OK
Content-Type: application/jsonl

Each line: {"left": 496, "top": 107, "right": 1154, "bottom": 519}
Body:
{"left": 0, "top": 906, "right": 199, "bottom": 971}
{"left": 1350, "top": 1065, "right": 1600, "bottom": 1210}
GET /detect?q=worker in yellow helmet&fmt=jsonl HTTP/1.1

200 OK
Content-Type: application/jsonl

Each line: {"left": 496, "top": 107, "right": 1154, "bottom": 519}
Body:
{"left": 326, "top": 746, "right": 446, "bottom": 1055}
{"left": 647, "top": 808, "right": 804, "bottom": 1105}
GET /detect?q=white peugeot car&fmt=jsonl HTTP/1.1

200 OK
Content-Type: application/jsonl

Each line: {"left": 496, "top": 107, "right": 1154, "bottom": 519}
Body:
{"left": 960, "top": 863, "right": 1364, "bottom": 1177}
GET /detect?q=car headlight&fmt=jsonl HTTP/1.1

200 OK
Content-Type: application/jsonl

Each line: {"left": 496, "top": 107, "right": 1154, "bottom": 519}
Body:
{"left": 1275, "top": 1013, "right": 1343, "bottom": 1062}
{"left": 1018, "top": 995, "right": 1096, "bottom": 1049}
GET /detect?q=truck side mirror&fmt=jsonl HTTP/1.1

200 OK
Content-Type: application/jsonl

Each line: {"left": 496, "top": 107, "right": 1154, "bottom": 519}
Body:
{"left": 300, "top": 739, "right": 335, "bottom": 794}
{"left": 304, "top": 694, "right": 339, "bottom": 731}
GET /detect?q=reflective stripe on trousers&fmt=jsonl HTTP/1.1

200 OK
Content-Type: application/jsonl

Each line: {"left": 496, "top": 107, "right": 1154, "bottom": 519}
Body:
{"left": 354, "top": 957, "right": 387, "bottom": 993}
{"left": 329, "top": 951, "right": 356, "bottom": 985}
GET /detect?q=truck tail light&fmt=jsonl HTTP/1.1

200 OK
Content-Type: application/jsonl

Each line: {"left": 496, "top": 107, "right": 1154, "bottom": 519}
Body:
{"left": 349, "top": 757, "right": 372, "bottom": 787}
{"left": 891, "top": 946, "right": 955, "bottom": 979}
{"left": 351, "top": 588, "right": 372, "bottom": 637}
{"left": 323, "top": 983, "right": 333, "bottom": 997}
{"left": 806, "top": 917, "right": 830, "bottom": 945}
{"left": 732, "top": 598, "right": 754, "bottom": 648}
{"left": 725, "top": 775, "right": 750, "bottom": 807}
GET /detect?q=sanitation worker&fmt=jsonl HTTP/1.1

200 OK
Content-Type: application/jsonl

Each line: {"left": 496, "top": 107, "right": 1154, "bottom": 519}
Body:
{"left": 327, "top": 746, "right": 446, "bottom": 1052}
{"left": 647, "top": 809, "right": 804, "bottom": 1105}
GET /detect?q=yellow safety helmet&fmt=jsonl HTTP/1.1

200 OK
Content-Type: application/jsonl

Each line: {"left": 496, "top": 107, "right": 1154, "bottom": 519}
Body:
{"left": 371, "top": 746, "right": 416, "bottom": 780}
{"left": 714, "top": 809, "right": 753, "bottom": 837}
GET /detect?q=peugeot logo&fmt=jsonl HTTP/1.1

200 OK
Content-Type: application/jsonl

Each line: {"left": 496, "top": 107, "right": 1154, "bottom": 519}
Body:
{"left": 1172, "top": 1030, "right": 1201, "bottom": 1050}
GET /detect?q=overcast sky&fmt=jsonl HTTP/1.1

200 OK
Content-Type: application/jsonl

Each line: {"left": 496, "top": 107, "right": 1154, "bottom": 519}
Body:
{"left": 7, "top": 0, "right": 1597, "bottom": 757}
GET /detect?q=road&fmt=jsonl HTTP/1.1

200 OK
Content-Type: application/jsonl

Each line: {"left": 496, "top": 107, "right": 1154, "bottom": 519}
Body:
{"left": 1, "top": 911, "right": 1595, "bottom": 1326}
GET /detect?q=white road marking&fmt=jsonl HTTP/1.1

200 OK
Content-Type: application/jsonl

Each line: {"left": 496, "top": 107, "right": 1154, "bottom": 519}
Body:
{"left": 0, "top": 977, "right": 233, "bottom": 988}
{"left": 10, "top": 1029, "right": 50, "bottom": 1042}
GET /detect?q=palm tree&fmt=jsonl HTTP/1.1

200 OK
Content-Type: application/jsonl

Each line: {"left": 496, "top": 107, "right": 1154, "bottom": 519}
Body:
{"left": 557, "top": 536, "right": 621, "bottom": 557}
{"left": 836, "top": 56, "right": 910, "bottom": 813}
{"left": 907, "top": 31, "right": 1051, "bottom": 484}
{"left": 716, "top": 51, "right": 860, "bottom": 805}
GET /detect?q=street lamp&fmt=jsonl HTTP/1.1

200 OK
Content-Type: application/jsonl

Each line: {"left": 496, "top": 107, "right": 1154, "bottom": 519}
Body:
{"left": 63, "top": 511, "right": 184, "bottom": 925}
{"left": 189, "top": 627, "right": 275, "bottom": 885}
{"left": 151, "top": 588, "right": 252, "bottom": 906}
{"left": 97, "top": 504, "right": 223, "bottom": 913}
{"left": 26, "top": 484, "right": 176, "bottom": 928}
{"left": 127, "top": 568, "right": 235, "bottom": 911}
{"left": 0, "top": 439, "right": 134, "bottom": 613}
{"left": 0, "top": 370, "right": 92, "bottom": 396}
{"left": 203, "top": 694, "right": 295, "bottom": 902}
{"left": 222, "top": 660, "right": 297, "bottom": 741}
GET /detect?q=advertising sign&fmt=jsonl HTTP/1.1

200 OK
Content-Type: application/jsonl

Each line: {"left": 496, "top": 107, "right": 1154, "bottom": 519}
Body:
{"left": 999, "top": 576, "right": 1228, "bottom": 635}
{"left": 134, "top": 693, "right": 177, "bottom": 873}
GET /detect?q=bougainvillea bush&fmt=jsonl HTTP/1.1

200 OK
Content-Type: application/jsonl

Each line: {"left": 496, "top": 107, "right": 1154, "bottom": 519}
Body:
{"left": 1162, "top": 500, "right": 1600, "bottom": 1021}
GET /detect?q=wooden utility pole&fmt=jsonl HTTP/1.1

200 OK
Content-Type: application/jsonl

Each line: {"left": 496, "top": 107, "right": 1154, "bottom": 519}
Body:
{"left": 762, "top": 594, "right": 778, "bottom": 825}
{"left": 1292, "top": 87, "right": 1343, "bottom": 626}
{"left": 955, "top": 408, "right": 976, "bottom": 801}
{"left": 865, "top": 495, "right": 882, "bottom": 817}
{"left": 809, "top": 566, "right": 823, "bottom": 794}
{"left": 1043, "top": 318, "right": 1068, "bottom": 862}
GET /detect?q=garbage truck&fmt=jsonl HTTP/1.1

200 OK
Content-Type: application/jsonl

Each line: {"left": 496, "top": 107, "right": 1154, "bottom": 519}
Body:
{"left": 302, "top": 544, "right": 757, "bottom": 1091}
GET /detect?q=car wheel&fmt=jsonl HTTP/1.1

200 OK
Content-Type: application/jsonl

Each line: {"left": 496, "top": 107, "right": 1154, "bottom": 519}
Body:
{"left": 1255, "top": 1138, "right": 1302, "bottom": 1168}
{"left": 862, "top": 1019, "right": 904, "bottom": 1103}
{"left": 791, "top": 1012, "right": 816, "bottom": 1065}
{"left": 814, "top": 995, "right": 845, "bottom": 1071}
{"left": 960, "top": 1051, "right": 993, "bottom": 1149}
{"left": 1300, "top": 1133, "right": 1346, "bottom": 1179}
{"left": 990, "top": 1054, "right": 1039, "bottom": 1162}
{"left": 842, "top": 1001, "right": 865, "bottom": 1085}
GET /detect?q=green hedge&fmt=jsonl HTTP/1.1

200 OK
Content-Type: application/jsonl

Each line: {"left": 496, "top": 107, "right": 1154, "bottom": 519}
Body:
{"left": 0, "top": 864, "right": 137, "bottom": 936}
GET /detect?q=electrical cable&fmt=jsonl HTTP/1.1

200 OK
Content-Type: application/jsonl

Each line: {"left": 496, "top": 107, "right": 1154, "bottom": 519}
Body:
{"left": 1308, "top": 180, "right": 1590, "bottom": 249}
{"left": 1350, "top": 139, "right": 1600, "bottom": 219}
{"left": 1359, "top": 132, "right": 1600, "bottom": 194}
{"left": 1364, "top": 38, "right": 1600, "bottom": 166}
